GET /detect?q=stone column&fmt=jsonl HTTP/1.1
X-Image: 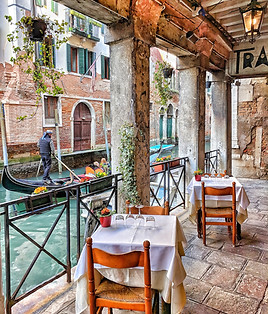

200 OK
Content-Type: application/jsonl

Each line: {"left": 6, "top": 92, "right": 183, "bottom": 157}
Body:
{"left": 211, "top": 71, "right": 232, "bottom": 174}
{"left": 106, "top": 25, "right": 151, "bottom": 205}
{"left": 177, "top": 56, "right": 206, "bottom": 186}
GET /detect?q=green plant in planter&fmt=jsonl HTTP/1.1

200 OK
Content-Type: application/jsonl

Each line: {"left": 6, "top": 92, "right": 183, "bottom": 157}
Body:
{"left": 5, "top": 14, "right": 69, "bottom": 120}
{"left": 153, "top": 60, "right": 173, "bottom": 110}
{"left": 118, "top": 123, "right": 141, "bottom": 205}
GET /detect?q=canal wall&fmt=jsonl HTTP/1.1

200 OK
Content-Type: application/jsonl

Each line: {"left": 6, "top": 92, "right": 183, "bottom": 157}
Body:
{"left": 0, "top": 149, "right": 108, "bottom": 178}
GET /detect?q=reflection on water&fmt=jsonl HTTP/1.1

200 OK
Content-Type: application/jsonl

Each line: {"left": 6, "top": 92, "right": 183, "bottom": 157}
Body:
{"left": 0, "top": 168, "right": 86, "bottom": 298}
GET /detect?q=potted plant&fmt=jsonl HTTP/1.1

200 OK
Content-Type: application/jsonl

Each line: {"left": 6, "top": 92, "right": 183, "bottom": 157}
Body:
{"left": 97, "top": 207, "right": 115, "bottom": 227}
{"left": 153, "top": 60, "right": 172, "bottom": 111}
{"left": 118, "top": 123, "right": 141, "bottom": 205}
{"left": 170, "top": 157, "right": 181, "bottom": 168}
{"left": 194, "top": 169, "right": 203, "bottom": 181}
{"left": 163, "top": 64, "right": 173, "bottom": 78}
{"left": 5, "top": 14, "right": 69, "bottom": 119}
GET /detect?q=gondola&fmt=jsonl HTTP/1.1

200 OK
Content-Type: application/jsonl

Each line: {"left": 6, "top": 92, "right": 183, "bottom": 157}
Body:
{"left": 1, "top": 166, "right": 113, "bottom": 196}
{"left": 1, "top": 166, "right": 76, "bottom": 195}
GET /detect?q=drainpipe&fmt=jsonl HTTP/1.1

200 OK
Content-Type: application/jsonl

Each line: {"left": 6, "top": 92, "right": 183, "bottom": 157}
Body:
{"left": 0, "top": 103, "right": 8, "bottom": 166}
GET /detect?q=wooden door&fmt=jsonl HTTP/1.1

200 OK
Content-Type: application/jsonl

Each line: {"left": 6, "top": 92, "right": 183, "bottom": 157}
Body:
{"left": 74, "top": 103, "right": 91, "bottom": 151}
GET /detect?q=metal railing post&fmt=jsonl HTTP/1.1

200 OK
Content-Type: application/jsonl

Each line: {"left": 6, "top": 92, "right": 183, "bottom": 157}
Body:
{"left": 66, "top": 190, "right": 71, "bottom": 283}
{"left": 4, "top": 204, "right": 11, "bottom": 314}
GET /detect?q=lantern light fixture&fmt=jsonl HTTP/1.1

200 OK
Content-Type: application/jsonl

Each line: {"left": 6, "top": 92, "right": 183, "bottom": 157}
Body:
{"left": 240, "top": 0, "right": 267, "bottom": 43}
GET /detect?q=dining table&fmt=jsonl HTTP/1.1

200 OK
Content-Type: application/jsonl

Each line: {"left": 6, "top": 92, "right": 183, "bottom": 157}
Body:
{"left": 186, "top": 176, "right": 250, "bottom": 238}
{"left": 74, "top": 214, "right": 187, "bottom": 314}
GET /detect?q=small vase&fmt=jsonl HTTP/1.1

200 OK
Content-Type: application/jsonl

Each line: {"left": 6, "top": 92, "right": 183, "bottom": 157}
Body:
{"left": 195, "top": 174, "right": 202, "bottom": 181}
{"left": 100, "top": 215, "right": 112, "bottom": 227}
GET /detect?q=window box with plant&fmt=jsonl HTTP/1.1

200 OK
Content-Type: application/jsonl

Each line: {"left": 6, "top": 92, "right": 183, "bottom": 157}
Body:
{"left": 5, "top": 14, "right": 69, "bottom": 120}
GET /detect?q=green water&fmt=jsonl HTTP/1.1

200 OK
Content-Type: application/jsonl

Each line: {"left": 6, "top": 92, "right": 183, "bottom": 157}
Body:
{"left": 0, "top": 168, "right": 86, "bottom": 299}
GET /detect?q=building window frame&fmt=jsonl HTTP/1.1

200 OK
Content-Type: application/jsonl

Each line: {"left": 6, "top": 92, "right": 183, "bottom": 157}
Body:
{"left": 43, "top": 95, "right": 62, "bottom": 127}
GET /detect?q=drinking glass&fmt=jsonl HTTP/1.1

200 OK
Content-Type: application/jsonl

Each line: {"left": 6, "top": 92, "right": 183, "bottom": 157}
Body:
{"left": 115, "top": 214, "right": 124, "bottom": 228}
{"left": 145, "top": 216, "right": 155, "bottom": 229}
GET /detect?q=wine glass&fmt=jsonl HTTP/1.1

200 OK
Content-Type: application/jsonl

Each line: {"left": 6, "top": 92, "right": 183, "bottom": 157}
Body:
{"left": 115, "top": 214, "right": 124, "bottom": 228}
{"left": 125, "top": 203, "right": 136, "bottom": 227}
{"left": 145, "top": 215, "right": 155, "bottom": 229}
{"left": 136, "top": 204, "right": 144, "bottom": 227}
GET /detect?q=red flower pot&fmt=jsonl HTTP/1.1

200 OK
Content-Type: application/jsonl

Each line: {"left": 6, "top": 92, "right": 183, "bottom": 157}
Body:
{"left": 100, "top": 215, "right": 112, "bottom": 227}
{"left": 195, "top": 175, "right": 202, "bottom": 181}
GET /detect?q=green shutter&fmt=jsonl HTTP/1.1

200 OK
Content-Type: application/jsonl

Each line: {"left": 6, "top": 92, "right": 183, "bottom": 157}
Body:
{"left": 167, "top": 117, "right": 172, "bottom": 138}
{"left": 66, "top": 43, "right": 71, "bottom": 72}
{"left": 36, "top": 0, "right": 42, "bottom": 6}
{"left": 54, "top": 1, "right": 58, "bottom": 14}
{"left": 159, "top": 115, "right": 164, "bottom": 140}
{"left": 101, "top": 24, "right": 104, "bottom": 34}
{"left": 101, "top": 55, "right": 105, "bottom": 79}
{"left": 78, "top": 48, "right": 85, "bottom": 74}
{"left": 84, "top": 49, "right": 89, "bottom": 74}
{"left": 51, "top": 0, "right": 54, "bottom": 12}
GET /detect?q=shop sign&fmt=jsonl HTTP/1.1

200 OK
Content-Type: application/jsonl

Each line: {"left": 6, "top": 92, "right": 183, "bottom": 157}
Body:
{"left": 228, "top": 39, "right": 268, "bottom": 77}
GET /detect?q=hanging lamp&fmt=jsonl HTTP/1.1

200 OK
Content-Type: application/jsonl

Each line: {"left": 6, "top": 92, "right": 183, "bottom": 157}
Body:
{"left": 240, "top": 0, "right": 267, "bottom": 43}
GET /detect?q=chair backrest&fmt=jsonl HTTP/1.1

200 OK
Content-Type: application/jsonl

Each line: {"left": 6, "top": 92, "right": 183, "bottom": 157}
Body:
{"left": 86, "top": 237, "right": 152, "bottom": 313}
{"left": 126, "top": 200, "right": 169, "bottom": 215}
{"left": 201, "top": 181, "right": 236, "bottom": 209}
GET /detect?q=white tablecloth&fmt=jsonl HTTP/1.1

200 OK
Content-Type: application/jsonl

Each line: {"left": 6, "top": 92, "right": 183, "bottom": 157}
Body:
{"left": 187, "top": 177, "right": 250, "bottom": 224}
{"left": 74, "top": 214, "right": 187, "bottom": 314}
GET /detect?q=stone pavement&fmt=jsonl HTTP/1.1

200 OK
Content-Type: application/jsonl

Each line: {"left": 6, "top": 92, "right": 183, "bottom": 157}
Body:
{"left": 16, "top": 178, "right": 268, "bottom": 314}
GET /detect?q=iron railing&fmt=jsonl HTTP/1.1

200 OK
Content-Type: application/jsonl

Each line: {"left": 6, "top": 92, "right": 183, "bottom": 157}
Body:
{"left": 204, "top": 149, "right": 220, "bottom": 173}
{"left": 0, "top": 161, "right": 188, "bottom": 313}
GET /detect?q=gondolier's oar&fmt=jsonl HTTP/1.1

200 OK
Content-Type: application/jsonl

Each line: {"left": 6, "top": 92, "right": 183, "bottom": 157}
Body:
{"left": 36, "top": 159, "right": 42, "bottom": 177}
{"left": 53, "top": 155, "right": 82, "bottom": 182}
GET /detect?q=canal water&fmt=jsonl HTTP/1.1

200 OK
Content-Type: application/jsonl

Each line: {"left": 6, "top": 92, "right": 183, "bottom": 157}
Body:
{"left": 0, "top": 167, "right": 86, "bottom": 299}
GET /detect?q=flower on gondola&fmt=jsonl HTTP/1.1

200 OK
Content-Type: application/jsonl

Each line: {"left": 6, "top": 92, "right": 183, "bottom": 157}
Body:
{"left": 33, "top": 186, "right": 48, "bottom": 194}
{"left": 95, "top": 171, "right": 107, "bottom": 178}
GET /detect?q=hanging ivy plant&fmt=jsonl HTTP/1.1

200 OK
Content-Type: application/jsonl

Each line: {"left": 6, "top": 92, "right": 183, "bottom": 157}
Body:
{"left": 118, "top": 123, "right": 141, "bottom": 205}
{"left": 5, "top": 14, "right": 69, "bottom": 120}
{"left": 153, "top": 60, "right": 173, "bottom": 110}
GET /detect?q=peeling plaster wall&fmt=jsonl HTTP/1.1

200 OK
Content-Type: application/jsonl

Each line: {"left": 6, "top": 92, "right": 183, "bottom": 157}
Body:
{"left": 233, "top": 77, "right": 268, "bottom": 179}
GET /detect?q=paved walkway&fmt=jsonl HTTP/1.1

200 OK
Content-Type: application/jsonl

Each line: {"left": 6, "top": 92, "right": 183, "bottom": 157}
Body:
{"left": 14, "top": 178, "right": 268, "bottom": 314}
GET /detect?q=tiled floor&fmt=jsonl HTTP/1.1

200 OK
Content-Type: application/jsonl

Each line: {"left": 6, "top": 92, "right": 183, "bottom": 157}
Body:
{"left": 15, "top": 178, "right": 268, "bottom": 314}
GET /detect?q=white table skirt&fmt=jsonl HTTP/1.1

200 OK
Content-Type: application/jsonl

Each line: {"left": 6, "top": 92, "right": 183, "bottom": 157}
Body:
{"left": 187, "top": 177, "right": 250, "bottom": 224}
{"left": 74, "top": 214, "right": 187, "bottom": 314}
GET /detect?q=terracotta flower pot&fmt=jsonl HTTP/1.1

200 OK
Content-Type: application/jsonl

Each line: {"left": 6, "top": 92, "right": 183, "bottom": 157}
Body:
{"left": 195, "top": 174, "right": 202, "bottom": 181}
{"left": 100, "top": 215, "right": 112, "bottom": 227}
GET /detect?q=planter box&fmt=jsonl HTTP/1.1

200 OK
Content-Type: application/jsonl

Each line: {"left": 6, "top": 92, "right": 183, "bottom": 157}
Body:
{"left": 170, "top": 159, "right": 180, "bottom": 168}
{"left": 153, "top": 163, "right": 164, "bottom": 173}
{"left": 16, "top": 194, "right": 52, "bottom": 212}
{"left": 89, "top": 177, "right": 112, "bottom": 192}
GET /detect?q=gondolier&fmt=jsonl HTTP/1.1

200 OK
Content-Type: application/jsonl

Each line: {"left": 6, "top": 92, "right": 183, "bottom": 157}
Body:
{"left": 37, "top": 130, "right": 55, "bottom": 184}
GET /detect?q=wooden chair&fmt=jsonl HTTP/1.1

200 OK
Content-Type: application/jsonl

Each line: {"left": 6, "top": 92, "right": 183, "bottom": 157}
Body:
{"left": 125, "top": 200, "right": 169, "bottom": 215}
{"left": 201, "top": 181, "right": 236, "bottom": 246}
{"left": 86, "top": 237, "right": 156, "bottom": 314}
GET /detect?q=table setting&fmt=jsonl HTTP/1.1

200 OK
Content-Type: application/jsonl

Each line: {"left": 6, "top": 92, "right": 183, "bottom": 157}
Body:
{"left": 74, "top": 213, "right": 187, "bottom": 314}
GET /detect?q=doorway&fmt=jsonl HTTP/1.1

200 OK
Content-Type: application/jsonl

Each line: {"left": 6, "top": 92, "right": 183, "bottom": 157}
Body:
{"left": 74, "top": 102, "right": 92, "bottom": 151}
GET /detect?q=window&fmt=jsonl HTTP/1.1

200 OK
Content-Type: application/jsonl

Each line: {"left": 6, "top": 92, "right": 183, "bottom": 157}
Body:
{"left": 36, "top": 0, "right": 47, "bottom": 7}
{"left": 38, "top": 37, "right": 55, "bottom": 68}
{"left": 44, "top": 96, "right": 59, "bottom": 125}
{"left": 101, "top": 55, "right": 110, "bottom": 80}
{"left": 71, "top": 47, "right": 78, "bottom": 72}
{"left": 67, "top": 44, "right": 96, "bottom": 75}
{"left": 51, "top": 0, "right": 58, "bottom": 14}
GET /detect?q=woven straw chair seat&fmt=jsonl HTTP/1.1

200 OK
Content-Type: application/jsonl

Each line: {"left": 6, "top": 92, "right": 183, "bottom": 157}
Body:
{"left": 96, "top": 279, "right": 149, "bottom": 302}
